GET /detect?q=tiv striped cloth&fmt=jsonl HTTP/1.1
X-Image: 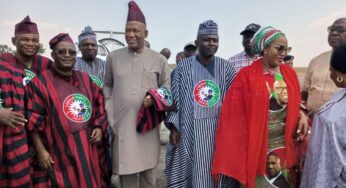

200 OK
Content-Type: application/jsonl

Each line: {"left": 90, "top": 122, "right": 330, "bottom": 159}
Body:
{"left": 136, "top": 87, "right": 174, "bottom": 133}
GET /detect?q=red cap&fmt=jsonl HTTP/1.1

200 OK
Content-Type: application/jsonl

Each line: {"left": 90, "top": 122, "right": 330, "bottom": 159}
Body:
{"left": 127, "top": 1, "right": 146, "bottom": 24}
{"left": 14, "top": 16, "right": 39, "bottom": 35}
{"left": 49, "top": 33, "right": 74, "bottom": 49}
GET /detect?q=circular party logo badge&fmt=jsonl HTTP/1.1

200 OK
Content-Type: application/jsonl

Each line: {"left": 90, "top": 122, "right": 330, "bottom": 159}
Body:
{"left": 63, "top": 94, "right": 92, "bottom": 122}
{"left": 23, "top": 69, "right": 36, "bottom": 86}
{"left": 90, "top": 75, "right": 103, "bottom": 87}
{"left": 152, "top": 87, "right": 173, "bottom": 106}
{"left": 193, "top": 80, "right": 220, "bottom": 107}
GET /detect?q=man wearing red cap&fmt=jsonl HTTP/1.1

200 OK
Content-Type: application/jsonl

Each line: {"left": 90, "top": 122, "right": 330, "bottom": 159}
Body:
{"left": 0, "top": 15, "right": 52, "bottom": 188}
{"left": 26, "top": 33, "right": 110, "bottom": 187}
{"left": 0, "top": 16, "right": 53, "bottom": 86}
{"left": 103, "top": 1, "right": 171, "bottom": 187}
{"left": 0, "top": 61, "right": 30, "bottom": 187}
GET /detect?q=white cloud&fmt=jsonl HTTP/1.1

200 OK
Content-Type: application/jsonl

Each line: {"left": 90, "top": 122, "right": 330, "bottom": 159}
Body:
{"left": 1, "top": 18, "right": 58, "bottom": 29}
{"left": 40, "top": 22, "right": 58, "bottom": 29}
{"left": 1, "top": 19, "right": 18, "bottom": 27}
{"left": 309, "top": 8, "right": 346, "bottom": 28}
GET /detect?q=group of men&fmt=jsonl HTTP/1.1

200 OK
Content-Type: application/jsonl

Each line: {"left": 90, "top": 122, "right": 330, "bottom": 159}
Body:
{"left": 0, "top": 0, "right": 346, "bottom": 188}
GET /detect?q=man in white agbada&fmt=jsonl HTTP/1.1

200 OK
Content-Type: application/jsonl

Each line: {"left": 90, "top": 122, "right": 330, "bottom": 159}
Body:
{"left": 103, "top": 1, "right": 171, "bottom": 188}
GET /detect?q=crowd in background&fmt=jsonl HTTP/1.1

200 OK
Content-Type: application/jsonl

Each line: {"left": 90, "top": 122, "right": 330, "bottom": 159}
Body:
{"left": 1, "top": 1, "right": 346, "bottom": 188}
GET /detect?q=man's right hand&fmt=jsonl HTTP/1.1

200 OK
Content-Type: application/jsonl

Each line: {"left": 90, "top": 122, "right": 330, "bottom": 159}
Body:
{"left": 0, "top": 108, "right": 27, "bottom": 128}
{"left": 37, "top": 149, "right": 54, "bottom": 170}
{"left": 169, "top": 127, "right": 180, "bottom": 146}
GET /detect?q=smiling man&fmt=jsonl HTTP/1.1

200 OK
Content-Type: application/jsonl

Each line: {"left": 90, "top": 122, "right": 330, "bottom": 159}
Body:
{"left": 74, "top": 26, "right": 106, "bottom": 87}
{"left": 26, "top": 33, "right": 110, "bottom": 187}
{"left": 103, "top": 1, "right": 171, "bottom": 188}
{"left": 265, "top": 153, "right": 290, "bottom": 188}
{"left": 302, "top": 18, "right": 346, "bottom": 117}
{"left": 0, "top": 16, "right": 52, "bottom": 86}
{"left": 164, "top": 20, "right": 237, "bottom": 188}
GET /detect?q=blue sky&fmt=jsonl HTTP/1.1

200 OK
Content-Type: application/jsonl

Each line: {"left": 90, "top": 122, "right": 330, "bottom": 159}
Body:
{"left": 1, "top": 0, "right": 346, "bottom": 67}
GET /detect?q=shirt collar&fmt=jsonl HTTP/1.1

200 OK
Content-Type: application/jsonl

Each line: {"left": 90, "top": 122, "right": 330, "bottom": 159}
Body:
{"left": 51, "top": 67, "right": 80, "bottom": 88}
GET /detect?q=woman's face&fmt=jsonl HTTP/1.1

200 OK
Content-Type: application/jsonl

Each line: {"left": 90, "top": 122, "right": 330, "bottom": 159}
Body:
{"left": 329, "top": 66, "right": 344, "bottom": 88}
{"left": 263, "top": 36, "right": 289, "bottom": 68}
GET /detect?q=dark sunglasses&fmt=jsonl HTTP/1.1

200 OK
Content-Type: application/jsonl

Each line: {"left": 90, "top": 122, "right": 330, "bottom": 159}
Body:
{"left": 327, "top": 26, "right": 346, "bottom": 34}
{"left": 272, "top": 45, "right": 292, "bottom": 54}
{"left": 55, "top": 48, "right": 77, "bottom": 56}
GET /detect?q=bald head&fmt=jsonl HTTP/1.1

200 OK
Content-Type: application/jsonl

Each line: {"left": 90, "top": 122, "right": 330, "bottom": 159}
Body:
{"left": 160, "top": 48, "right": 171, "bottom": 60}
{"left": 328, "top": 18, "right": 346, "bottom": 49}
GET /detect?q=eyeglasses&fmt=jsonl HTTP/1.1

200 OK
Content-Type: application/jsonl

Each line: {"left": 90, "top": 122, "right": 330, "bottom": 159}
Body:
{"left": 327, "top": 26, "right": 346, "bottom": 34}
{"left": 55, "top": 49, "right": 77, "bottom": 56}
{"left": 272, "top": 45, "right": 292, "bottom": 54}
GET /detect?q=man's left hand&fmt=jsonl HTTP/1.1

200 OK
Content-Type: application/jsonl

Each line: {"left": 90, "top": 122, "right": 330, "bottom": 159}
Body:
{"left": 90, "top": 128, "right": 102, "bottom": 144}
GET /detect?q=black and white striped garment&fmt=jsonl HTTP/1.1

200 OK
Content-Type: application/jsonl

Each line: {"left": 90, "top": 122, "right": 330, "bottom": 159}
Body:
{"left": 165, "top": 56, "right": 237, "bottom": 188}
{"left": 218, "top": 175, "right": 240, "bottom": 188}
{"left": 74, "top": 57, "right": 106, "bottom": 82}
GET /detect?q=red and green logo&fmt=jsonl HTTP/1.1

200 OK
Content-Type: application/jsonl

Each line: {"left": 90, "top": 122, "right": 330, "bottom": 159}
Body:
{"left": 90, "top": 75, "right": 103, "bottom": 87}
{"left": 193, "top": 80, "right": 220, "bottom": 107}
{"left": 23, "top": 69, "right": 36, "bottom": 86}
{"left": 152, "top": 87, "right": 173, "bottom": 106}
{"left": 63, "top": 94, "right": 92, "bottom": 122}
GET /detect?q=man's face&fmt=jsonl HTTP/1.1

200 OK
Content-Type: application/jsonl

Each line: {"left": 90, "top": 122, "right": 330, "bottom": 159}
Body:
{"left": 266, "top": 155, "right": 281, "bottom": 179}
{"left": 196, "top": 34, "right": 219, "bottom": 58}
{"left": 51, "top": 42, "right": 76, "bottom": 72}
{"left": 328, "top": 18, "right": 346, "bottom": 49}
{"left": 274, "top": 80, "right": 288, "bottom": 105}
{"left": 176, "top": 52, "right": 185, "bottom": 63}
{"left": 79, "top": 38, "right": 98, "bottom": 61}
{"left": 184, "top": 46, "right": 197, "bottom": 57}
{"left": 284, "top": 59, "right": 293, "bottom": 67}
{"left": 125, "top": 21, "right": 148, "bottom": 52}
{"left": 242, "top": 32, "right": 254, "bottom": 52}
{"left": 12, "top": 33, "right": 40, "bottom": 57}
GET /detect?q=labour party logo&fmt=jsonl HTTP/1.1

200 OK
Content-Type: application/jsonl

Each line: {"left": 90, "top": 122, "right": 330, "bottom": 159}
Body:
{"left": 23, "top": 69, "right": 36, "bottom": 86}
{"left": 193, "top": 80, "right": 220, "bottom": 107}
{"left": 152, "top": 87, "right": 173, "bottom": 106}
{"left": 90, "top": 75, "right": 103, "bottom": 87}
{"left": 63, "top": 94, "right": 92, "bottom": 122}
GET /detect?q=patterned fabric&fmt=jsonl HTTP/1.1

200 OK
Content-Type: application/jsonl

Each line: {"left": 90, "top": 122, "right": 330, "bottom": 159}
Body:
{"left": 26, "top": 69, "right": 110, "bottom": 187}
{"left": 228, "top": 51, "right": 257, "bottom": 73}
{"left": 219, "top": 72, "right": 291, "bottom": 188}
{"left": 198, "top": 20, "right": 218, "bottom": 35}
{"left": 217, "top": 175, "right": 240, "bottom": 188}
{"left": 165, "top": 56, "right": 236, "bottom": 188}
{"left": 254, "top": 73, "right": 290, "bottom": 188}
{"left": 252, "top": 26, "right": 285, "bottom": 55}
{"left": 300, "top": 89, "right": 346, "bottom": 188}
{"left": 73, "top": 57, "right": 106, "bottom": 85}
{"left": 136, "top": 87, "right": 174, "bottom": 133}
{"left": 78, "top": 26, "right": 96, "bottom": 43}
{"left": 15, "top": 15, "right": 38, "bottom": 34}
{"left": 0, "top": 53, "right": 53, "bottom": 76}
{"left": 49, "top": 33, "right": 74, "bottom": 49}
{"left": 127, "top": 1, "right": 146, "bottom": 24}
{"left": 0, "top": 61, "right": 31, "bottom": 188}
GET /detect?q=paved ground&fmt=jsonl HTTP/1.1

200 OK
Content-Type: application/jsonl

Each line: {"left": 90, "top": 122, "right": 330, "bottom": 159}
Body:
{"left": 111, "top": 124, "right": 169, "bottom": 188}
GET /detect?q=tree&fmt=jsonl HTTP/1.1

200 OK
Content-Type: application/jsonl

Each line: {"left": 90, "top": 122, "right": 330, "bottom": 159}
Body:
{"left": 38, "top": 43, "right": 45, "bottom": 54}
{"left": 0, "top": 45, "right": 14, "bottom": 53}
